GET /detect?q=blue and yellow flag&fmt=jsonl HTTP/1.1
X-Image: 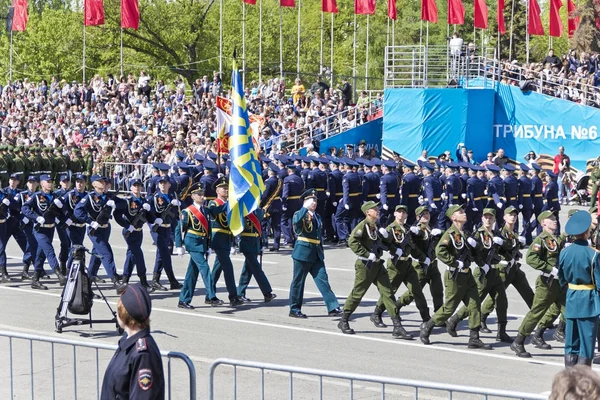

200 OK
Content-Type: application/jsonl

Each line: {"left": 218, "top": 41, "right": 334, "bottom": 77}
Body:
{"left": 227, "top": 60, "right": 265, "bottom": 236}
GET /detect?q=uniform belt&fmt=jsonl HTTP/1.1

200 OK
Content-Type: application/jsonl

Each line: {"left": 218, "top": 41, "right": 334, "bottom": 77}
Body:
{"left": 447, "top": 266, "right": 469, "bottom": 273}
{"left": 408, "top": 194, "right": 419, "bottom": 198}
{"left": 387, "top": 194, "right": 396, "bottom": 198}
{"left": 187, "top": 230, "right": 206, "bottom": 237}
{"left": 0, "top": 170, "right": 7, "bottom": 174}
{"left": 534, "top": 194, "right": 543, "bottom": 197}
{"left": 349, "top": 193, "right": 361, "bottom": 197}
{"left": 551, "top": 198, "right": 558, "bottom": 202}
{"left": 273, "top": 197, "right": 281, "bottom": 200}
{"left": 568, "top": 283, "right": 595, "bottom": 290}
{"left": 40, "top": 223, "right": 56, "bottom": 228}
{"left": 367, "top": 194, "right": 377, "bottom": 198}
{"left": 509, "top": 197, "right": 517, "bottom": 200}
{"left": 522, "top": 194, "right": 531, "bottom": 197}
{"left": 316, "top": 188, "right": 325, "bottom": 192}
{"left": 212, "top": 228, "right": 231, "bottom": 234}
{"left": 0, "top": 219, "right": 6, "bottom": 224}
{"left": 241, "top": 232, "right": 259, "bottom": 237}
{"left": 500, "top": 196, "right": 507, "bottom": 200}
{"left": 71, "top": 223, "right": 86, "bottom": 227}
{"left": 474, "top": 196, "right": 485, "bottom": 200}
{"left": 335, "top": 192, "right": 343, "bottom": 196}
{"left": 288, "top": 195, "right": 301, "bottom": 200}
{"left": 159, "top": 223, "right": 171, "bottom": 228}
{"left": 297, "top": 236, "right": 320, "bottom": 244}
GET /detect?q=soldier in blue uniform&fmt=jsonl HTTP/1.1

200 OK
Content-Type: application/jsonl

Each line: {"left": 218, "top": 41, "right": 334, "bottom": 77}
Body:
{"left": 191, "top": 153, "right": 205, "bottom": 182}
{"left": 486, "top": 164, "right": 506, "bottom": 226}
{"left": 559, "top": 211, "right": 600, "bottom": 367}
{"left": 53, "top": 174, "right": 72, "bottom": 274}
{"left": 0, "top": 186, "right": 12, "bottom": 282}
{"left": 22, "top": 174, "right": 67, "bottom": 290}
{"left": 400, "top": 160, "right": 420, "bottom": 225}
{"left": 458, "top": 163, "right": 470, "bottom": 202}
{"left": 281, "top": 163, "right": 304, "bottom": 247}
{"left": 362, "top": 160, "right": 379, "bottom": 202}
{"left": 175, "top": 182, "right": 223, "bottom": 308}
{"left": 306, "top": 157, "right": 329, "bottom": 228}
{"left": 529, "top": 163, "right": 545, "bottom": 236}
{"left": 327, "top": 158, "right": 344, "bottom": 241}
{"left": 335, "top": 158, "right": 362, "bottom": 247}
{"left": 518, "top": 163, "right": 534, "bottom": 244}
{"left": 379, "top": 160, "right": 400, "bottom": 226}
{"left": 465, "top": 165, "right": 486, "bottom": 232}
{"left": 58, "top": 174, "right": 88, "bottom": 260}
{"left": 3, "top": 174, "right": 27, "bottom": 279}
{"left": 146, "top": 164, "right": 161, "bottom": 196}
{"left": 300, "top": 158, "right": 311, "bottom": 186}
{"left": 260, "top": 164, "right": 283, "bottom": 251}
{"left": 114, "top": 179, "right": 152, "bottom": 293}
{"left": 503, "top": 164, "right": 520, "bottom": 229}
{"left": 207, "top": 176, "right": 241, "bottom": 306}
{"left": 543, "top": 170, "right": 562, "bottom": 235}
{"left": 438, "top": 162, "right": 462, "bottom": 230}
{"left": 289, "top": 189, "right": 341, "bottom": 318}
{"left": 200, "top": 160, "right": 218, "bottom": 204}
{"left": 175, "top": 162, "right": 193, "bottom": 207}
{"left": 418, "top": 161, "right": 442, "bottom": 229}
{"left": 13, "top": 176, "right": 38, "bottom": 280}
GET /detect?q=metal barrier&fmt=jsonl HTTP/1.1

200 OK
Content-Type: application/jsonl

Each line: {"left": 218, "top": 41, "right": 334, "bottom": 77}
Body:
{"left": 0, "top": 330, "right": 196, "bottom": 400}
{"left": 98, "top": 162, "right": 154, "bottom": 193}
{"left": 208, "top": 358, "right": 547, "bottom": 400}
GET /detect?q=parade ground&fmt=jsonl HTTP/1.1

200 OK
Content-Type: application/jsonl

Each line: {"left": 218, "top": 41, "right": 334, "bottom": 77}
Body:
{"left": 0, "top": 207, "right": 586, "bottom": 399}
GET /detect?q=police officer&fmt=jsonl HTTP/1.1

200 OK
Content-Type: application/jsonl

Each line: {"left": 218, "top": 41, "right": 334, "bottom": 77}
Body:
{"left": 420, "top": 204, "right": 491, "bottom": 349}
{"left": 339, "top": 201, "right": 408, "bottom": 338}
{"left": 260, "top": 163, "right": 283, "bottom": 251}
{"left": 281, "top": 163, "right": 305, "bottom": 247}
{"left": 510, "top": 210, "right": 565, "bottom": 358}
{"left": 54, "top": 174, "right": 72, "bottom": 274}
{"left": 379, "top": 160, "right": 400, "bottom": 226}
{"left": 101, "top": 284, "right": 164, "bottom": 400}
{"left": 518, "top": 163, "right": 534, "bottom": 244}
{"left": 543, "top": 170, "right": 562, "bottom": 235}
{"left": 22, "top": 174, "right": 67, "bottom": 290}
{"left": 13, "top": 176, "right": 38, "bottom": 280}
{"left": 335, "top": 159, "right": 362, "bottom": 246}
{"left": 530, "top": 163, "right": 544, "bottom": 235}
{"left": 486, "top": 164, "right": 506, "bottom": 225}
{"left": 465, "top": 165, "right": 486, "bottom": 232}
{"left": 289, "top": 189, "right": 341, "bottom": 318}
{"left": 418, "top": 161, "right": 442, "bottom": 229}
{"left": 400, "top": 161, "right": 420, "bottom": 225}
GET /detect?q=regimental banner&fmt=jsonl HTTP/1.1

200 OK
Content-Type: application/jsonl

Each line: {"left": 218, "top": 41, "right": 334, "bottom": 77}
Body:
{"left": 215, "top": 96, "right": 263, "bottom": 155}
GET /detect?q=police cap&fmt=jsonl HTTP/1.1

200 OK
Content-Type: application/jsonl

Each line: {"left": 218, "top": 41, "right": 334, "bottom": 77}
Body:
{"left": 120, "top": 283, "right": 152, "bottom": 323}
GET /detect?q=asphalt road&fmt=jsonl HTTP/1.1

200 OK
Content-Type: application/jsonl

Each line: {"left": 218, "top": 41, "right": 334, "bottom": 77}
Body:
{"left": 0, "top": 206, "right": 591, "bottom": 399}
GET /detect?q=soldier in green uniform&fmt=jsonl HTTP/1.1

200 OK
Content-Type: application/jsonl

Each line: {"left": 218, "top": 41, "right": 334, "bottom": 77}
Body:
{"left": 28, "top": 147, "right": 40, "bottom": 181}
{"left": 83, "top": 145, "right": 94, "bottom": 178}
{"left": 590, "top": 158, "right": 600, "bottom": 209}
{"left": 371, "top": 205, "right": 430, "bottom": 329}
{"left": 510, "top": 210, "right": 566, "bottom": 358}
{"left": 289, "top": 189, "right": 341, "bottom": 318}
{"left": 4, "top": 146, "right": 14, "bottom": 178}
{"left": 396, "top": 206, "right": 444, "bottom": 313}
{"left": 338, "top": 201, "right": 409, "bottom": 338}
{"left": 0, "top": 146, "right": 8, "bottom": 188}
{"left": 20, "top": 147, "right": 31, "bottom": 189}
{"left": 11, "top": 146, "right": 25, "bottom": 183}
{"left": 446, "top": 208, "right": 512, "bottom": 342}
{"left": 53, "top": 147, "right": 69, "bottom": 186}
{"left": 420, "top": 204, "right": 491, "bottom": 349}
{"left": 69, "top": 148, "right": 84, "bottom": 176}
{"left": 35, "top": 147, "right": 45, "bottom": 177}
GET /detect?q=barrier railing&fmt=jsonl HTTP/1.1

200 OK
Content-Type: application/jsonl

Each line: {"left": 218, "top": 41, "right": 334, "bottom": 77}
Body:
{"left": 0, "top": 330, "right": 196, "bottom": 400}
{"left": 208, "top": 358, "right": 547, "bottom": 400}
{"left": 97, "top": 162, "right": 154, "bottom": 193}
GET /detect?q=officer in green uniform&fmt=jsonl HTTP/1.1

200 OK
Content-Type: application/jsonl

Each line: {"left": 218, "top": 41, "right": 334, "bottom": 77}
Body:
{"left": 4, "top": 146, "right": 14, "bottom": 178}
{"left": 12, "top": 146, "right": 24, "bottom": 183}
{"left": 559, "top": 210, "right": 600, "bottom": 367}
{"left": 371, "top": 205, "right": 430, "bottom": 329}
{"left": 396, "top": 206, "right": 444, "bottom": 313}
{"left": 338, "top": 201, "right": 409, "bottom": 338}
{"left": 40, "top": 148, "right": 52, "bottom": 177}
{"left": 420, "top": 204, "right": 491, "bottom": 349}
{"left": 28, "top": 147, "right": 40, "bottom": 181}
{"left": 53, "top": 147, "right": 69, "bottom": 185}
{"left": 69, "top": 148, "right": 84, "bottom": 177}
{"left": 590, "top": 159, "right": 600, "bottom": 209}
{"left": 0, "top": 146, "right": 8, "bottom": 188}
{"left": 446, "top": 208, "right": 512, "bottom": 342}
{"left": 289, "top": 189, "right": 341, "bottom": 318}
{"left": 510, "top": 210, "right": 566, "bottom": 358}
{"left": 20, "top": 147, "right": 31, "bottom": 189}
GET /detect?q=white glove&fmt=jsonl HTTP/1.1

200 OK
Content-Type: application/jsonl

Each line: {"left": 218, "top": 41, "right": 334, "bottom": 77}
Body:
{"left": 127, "top": 225, "right": 135, "bottom": 232}
{"left": 424, "top": 257, "right": 431, "bottom": 266}
{"left": 418, "top": 195, "right": 424, "bottom": 204}
{"left": 467, "top": 237, "right": 477, "bottom": 247}
{"left": 170, "top": 199, "right": 181, "bottom": 206}
{"left": 90, "top": 221, "right": 100, "bottom": 229}
{"left": 332, "top": 202, "right": 338, "bottom": 207}
{"left": 207, "top": 249, "right": 212, "bottom": 257}
{"left": 53, "top": 198, "right": 63, "bottom": 208}
{"left": 282, "top": 206, "right": 287, "bottom": 211}
{"left": 22, "top": 217, "right": 29, "bottom": 224}
{"left": 344, "top": 204, "right": 350, "bottom": 210}
{"left": 378, "top": 227, "right": 389, "bottom": 238}
{"left": 395, "top": 248, "right": 403, "bottom": 257}
{"left": 176, "top": 247, "right": 185, "bottom": 257}
{"left": 493, "top": 237, "right": 504, "bottom": 246}
{"left": 457, "top": 260, "right": 464, "bottom": 269}
{"left": 518, "top": 236, "right": 526, "bottom": 245}
{"left": 458, "top": 142, "right": 465, "bottom": 147}
{"left": 142, "top": 203, "right": 151, "bottom": 211}
{"left": 65, "top": 218, "right": 73, "bottom": 226}
{"left": 217, "top": 173, "right": 225, "bottom": 178}
{"left": 367, "top": 253, "right": 376, "bottom": 261}
{"left": 472, "top": 207, "right": 478, "bottom": 212}
{"left": 303, "top": 199, "right": 315, "bottom": 209}
{"left": 496, "top": 202, "right": 503, "bottom": 209}
{"left": 519, "top": 204, "right": 523, "bottom": 209}
{"left": 410, "top": 226, "right": 419, "bottom": 234}
{"left": 431, "top": 228, "right": 442, "bottom": 236}
{"left": 430, "top": 203, "right": 437, "bottom": 209}
{"left": 36, "top": 216, "right": 45, "bottom": 224}
{"left": 481, "top": 264, "right": 490, "bottom": 274}
{"left": 106, "top": 199, "right": 116, "bottom": 209}
{"left": 441, "top": 193, "right": 447, "bottom": 200}
{"left": 383, "top": 203, "right": 389, "bottom": 210}
{"left": 375, "top": 193, "right": 381, "bottom": 199}
{"left": 551, "top": 267, "right": 559, "bottom": 278}
{"left": 565, "top": 242, "right": 573, "bottom": 248}
{"left": 230, "top": 247, "right": 237, "bottom": 255}
{"left": 461, "top": 193, "right": 467, "bottom": 199}
{"left": 154, "top": 217, "right": 163, "bottom": 225}
{"left": 2, "top": 198, "right": 10, "bottom": 206}
{"left": 55, "top": 218, "right": 60, "bottom": 224}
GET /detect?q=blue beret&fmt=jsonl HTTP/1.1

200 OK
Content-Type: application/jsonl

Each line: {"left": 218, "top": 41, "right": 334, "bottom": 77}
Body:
{"left": 120, "top": 283, "right": 151, "bottom": 322}
{"left": 39, "top": 174, "right": 52, "bottom": 182}
{"left": 129, "top": 178, "right": 142, "bottom": 187}
{"left": 565, "top": 210, "right": 592, "bottom": 235}
{"left": 74, "top": 173, "right": 87, "bottom": 181}
{"left": 203, "top": 160, "right": 217, "bottom": 171}
{"left": 486, "top": 164, "right": 500, "bottom": 173}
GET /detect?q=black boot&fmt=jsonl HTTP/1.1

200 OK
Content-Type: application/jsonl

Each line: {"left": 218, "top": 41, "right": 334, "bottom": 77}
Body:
{"left": 369, "top": 306, "right": 387, "bottom": 328}
{"left": 420, "top": 319, "right": 435, "bottom": 345}
{"left": 480, "top": 313, "right": 492, "bottom": 334}
{"left": 337, "top": 313, "right": 355, "bottom": 334}
{"left": 114, "top": 272, "right": 123, "bottom": 283}
{"left": 59, "top": 261, "right": 67, "bottom": 276}
{"left": 496, "top": 322, "right": 513, "bottom": 343}
{"left": 553, "top": 320, "right": 566, "bottom": 343}
{"left": 0, "top": 265, "right": 10, "bottom": 283}
{"left": 391, "top": 316, "right": 413, "bottom": 340}
{"left": 445, "top": 314, "right": 460, "bottom": 338}
{"left": 55, "top": 269, "right": 67, "bottom": 286}
{"left": 151, "top": 273, "right": 168, "bottom": 292}
{"left": 578, "top": 357, "right": 593, "bottom": 367}
{"left": 564, "top": 354, "right": 579, "bottom": 368}
{"left": 31, "top": 271, "right": 48, "bottom": 290}
{"left": 531, "top": 326, "right": 552, "bottom": 349}
{"left": 21, "top": 263, "right": 32, "bottom": 281}
{"left": 138, "top": 275, "right": 151, "bottom": 290}
{"left": 116, "top": 276, "right": 130, "bottom": 295}
{"left": 468, "top": 328, "right": 492, "bottom": 350}
{"left": 510, "top": 333, "right": 532, "bottom": 358}
{"left": 112, "top": 277, "right": 127, "bottom": 293}
{"left": 169, "top": 280, "right": 183, "bottom": 290}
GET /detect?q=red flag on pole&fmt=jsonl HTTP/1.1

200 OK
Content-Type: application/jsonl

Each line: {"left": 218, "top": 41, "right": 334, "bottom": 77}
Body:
{"left": 567, "top": 0, "right": 579, "bottom": 37}
{"left": 421, "top": 0, "right": 438, "bottom": 22}
{"left": 11, "top": 0, "right": 27, "bottom": 31}
{"left": 280, "top": 0, "right": 295, "bottom": 7}
{"left": 474, "top": 0, "right": 488, "bottom": 28}
{"left": 388, "top": 0, "right": 396, "bottom": 19}
{"left": 243, "top": 0, "right": 256, "bottom": 4}
{"left": 121, "top": 0, "right": 139, "bottom": 29}
{"left": 84, "top": 0, "right": 105, "bottom": 26}
{"left": 528, "top": 0, "right": 544, "bottom": 35}
{"left": 497, "top": 0, "right": 506, "bottom": 34}
{"left": 355, "top": 0, "right": 375, "bottom": 14}
{"left": 549, "top": 0, "right": 563, "bottom": 36}
{"left": 448, "top": 0, "right": 465, "bottom": 24}
{"left": 322, "top": 0, "right": 338, "bottom": 13}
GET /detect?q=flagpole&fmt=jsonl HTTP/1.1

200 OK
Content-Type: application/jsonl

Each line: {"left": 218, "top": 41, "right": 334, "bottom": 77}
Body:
{"left": 320, "top": 11, "right": 324, "bottom": 75}
{"left": 259, "top": 0, "right": 262, "bottom": 82}
{"left": 387, "top": 17, "right": 390, "bottom": 50}
{"left": 509, "top": 0, "right": 515, "bottom": 60}
{"left": 120, "top": 28, "right": 124, "bottom": 77}
{"left": 9, "top": 30, "right": 13, "bottom": 82}
{"left": 419, "top": 20, "right": 423, "bottom": 49}
{"left": 526, "top": 0, "right": 530, "bottom": 64}
{"left": 392, "top": 18, "right": 395, "bottom": 46}
{"left": 279, "top": 6, "right": 283, "bottom": 79}
{"left": 242, "top": 2, "right": 246, "bottom": 87}
{"left": 219, "top": 0, "right": 223, "bottom": 74}
{"left": 352, "top": 13, "right": 357, "bottom": 99}
{"left": 330, "top": 13, "right": 334, "bottom": 83}
{"left": 297, "top": 0, "right": 301, "bottom": 77}
{"left": 83, "top": 25, "right": 86, "bottom": 83}
{"left": 365, "top": 15, "right": 369, "bottom": 91}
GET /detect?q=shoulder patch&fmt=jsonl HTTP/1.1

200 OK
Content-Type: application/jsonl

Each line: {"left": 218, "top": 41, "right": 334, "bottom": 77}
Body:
{"left": 137, "top": 338, "right": 147, "bottom": 352}
{"left": 532, "top": 243, "right": 541, "bottom": 252}
{"left": 138, "top": 368, "right": 153, "bottom": 391}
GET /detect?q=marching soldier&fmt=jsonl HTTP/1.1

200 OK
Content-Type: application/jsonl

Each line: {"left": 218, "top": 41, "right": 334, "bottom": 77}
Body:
{"left": 58, "top": 174, "right": 88, "bottom": 256}
{"left": 420, "top": 204, "right": 491, "bottom": 349}
{"left": 465, "top": 165, "right": 485, "bottom": 232}
{"left": 590, "top": 159, "right": 600, "bottom": 209}
{"left": 438, "top": 162, "right": 462, "bottom": 230}
{"left": 53, "top": 175, "right": 72, "bottom": 275}
{"left": 335, "top": 159, "right": 362, "bottom": 247}
{"left": 13, "top": 176, "right": 38, "bottom": 279}
{"left": 338, "top": 201, "right": 409, "bottom": 338}
{"left": 0, "top": 187, "right": 11, "bottom": 282}
{"left": 399, "top": 161, "right": 420, "bottom": 225}
{"left": 328, "top": 158, "right": 344, "bottom": 241}
{"left": 518, "top": 164, "right": 534, "bottom": 244}
{"left": 510, "top": 210, "right": 565, "bottom": 358}
{"left": 418, "top": 161, "right": 442, "bottom": 229}
{"left": 379, "top": 160, "right": 400, "bottom": 226}
{"left": 486, "top": 164, "right": 506, "bottom": 225}
{"left": 3, "top": 174, "right": 27, "bottom": 275}
{"left": 175, "top": 162, "right": 193, "bottom": 208}
{"left": 530, "top": 163, "right": 544, "bottom": 235}
{"left": 289, "top": 189, "right": 341, "bottom": 318}
{"left": 53, "top": 147, "right": 69, "bottom": 186}
{"left": 200, "top": 160, "right": 218, "bottom": 203}
{"left": 543, "top": 170, "right": 562, "bottom": 234}
{"left": 260, "top": 164, "right": 283, "bottom": 251}
{"left": 281, "top": 163, "right": 304, "bottom": 247}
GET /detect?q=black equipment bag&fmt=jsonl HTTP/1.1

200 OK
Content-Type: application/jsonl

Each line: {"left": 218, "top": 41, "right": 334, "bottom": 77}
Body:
{"left": 68, "top": 267, "right": 94, "bottom": 315}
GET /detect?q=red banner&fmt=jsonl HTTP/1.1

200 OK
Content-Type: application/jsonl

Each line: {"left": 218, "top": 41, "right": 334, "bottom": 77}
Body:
{"left": 243, "top": 0, "right": 256, "bottom": 4}
{"left": 567, "top": 0, "right": 579, "bottom": 37}
{"left": 355, "top": 0, "right": 375, "bottom": 14}
{"left": 84, "top": 0, "right": 105, "bottom": 26}
{"left": 474, "top": 0, "right": 488, "bottom": 28}
{"left": 322, "top": 0, "right": 338, "bottom": 12}
{"left": 421, "top": 0, "right": 438, "bottom": 22}
{"left": 497, "top": 0, "right": 506, "bottom": 34}
{"left": 11, "top": 0, "right": 27, "bottom": 31}
{"left": 388, "top": 0, "right": 397, "bottom": 19}
{"left": 121, "top": 0, "right": 140, "bottom": 29}
{"left": 447, "top": 0, "right": 465, "bottom": 24}
{"left": 549, "top": 0, "right": 563, "bottom": 36}
{"left": 280, "top": 0, "right": 295, "bottom": 7}
{"left": 528, "top": 0, "right": 544, "bottom": 35}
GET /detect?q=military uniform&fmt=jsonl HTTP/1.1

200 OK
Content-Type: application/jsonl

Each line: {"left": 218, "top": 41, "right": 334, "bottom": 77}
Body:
{"left": 530, "top": 165, "right": 544, "bottom": 235}
{"left": 260, "top": 164, "right": 283, "bottom": 250}
{"left": 399, "top": 162, "right": 420, "bottom": 225}
{"left": 335, "top": 159, "right": 362, "bottom": 244}
{"left": 379, "top": 161, "right": 400, "bottom": 225}
{"left": 2, "top": 178, "right": 27, "bottom": 274}
{"left": 12, "top": 181, "right": 36, "bottom": 278}
{"left": 543, "top": 171, "right": 562, "bottom": 234}
{"left": 281, "top": 164, "right": 304, "bottom": 246}
{"left": 518, "top": 164, "right": 534, "bottom": 244}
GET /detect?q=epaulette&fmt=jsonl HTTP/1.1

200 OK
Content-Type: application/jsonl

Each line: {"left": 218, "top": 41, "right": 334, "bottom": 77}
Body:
{"left": 136, "top": 338, "right": 147, "bottom": 352}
